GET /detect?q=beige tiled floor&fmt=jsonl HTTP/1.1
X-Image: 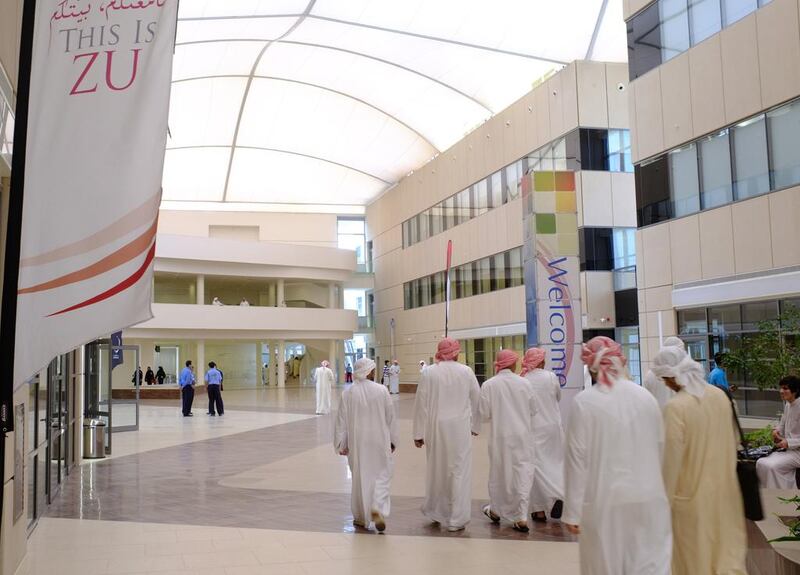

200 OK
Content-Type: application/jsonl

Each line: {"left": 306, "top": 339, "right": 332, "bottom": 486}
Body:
{"left": 23, "top": 387, "right": 577, "bottom": 574}
{"left": 101, "top": 405, "right": 315, "bottom": 459}
{"left": 19, "top": 518, "right": 579, "bottom": 575}
{"left": 219, "top": 419, "right": 492, "bottom": 498}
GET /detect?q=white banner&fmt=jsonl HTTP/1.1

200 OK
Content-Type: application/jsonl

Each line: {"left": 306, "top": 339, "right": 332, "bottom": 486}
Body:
{"left": 14, "top": 0, "right": 177, "bottom": 389}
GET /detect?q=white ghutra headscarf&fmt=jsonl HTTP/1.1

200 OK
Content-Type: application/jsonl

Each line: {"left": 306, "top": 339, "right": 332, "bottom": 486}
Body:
{"left": 651, "top": 346, "right": 707, "bottom": 398}
{"left": 353, "top": 357, "right": 376, "bottom": 381}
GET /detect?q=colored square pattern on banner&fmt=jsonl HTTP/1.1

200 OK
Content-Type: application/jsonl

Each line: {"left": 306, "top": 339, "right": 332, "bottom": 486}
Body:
{"left": 531, "top": 171, "right": 578, "bottom": 258}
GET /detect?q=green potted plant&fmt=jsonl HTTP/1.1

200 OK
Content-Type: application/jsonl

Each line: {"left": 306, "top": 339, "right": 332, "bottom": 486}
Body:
{"left": 726, "top": 305, "right": 800, "bottom": 391}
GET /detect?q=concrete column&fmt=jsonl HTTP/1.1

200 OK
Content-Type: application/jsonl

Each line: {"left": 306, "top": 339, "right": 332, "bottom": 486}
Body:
{"left": 268, "top": 283, "right": 277, "bottom": 307}
{"left": 277, "top": 279, "right": 285, "bottom": 308}
{"left": 329, "top": 339, "right": 342, "bottom": 384}
{"left": 196, "top": 274, "right": 205, "bottom": 305}
{"left": 277, "top": 340, "right": 286, "bottom": 388}
{"left": 328, "top": 283, "right": 337, "bottom": 309}
{"left": 197, "top": 340, "right": 205, "bottom": 381}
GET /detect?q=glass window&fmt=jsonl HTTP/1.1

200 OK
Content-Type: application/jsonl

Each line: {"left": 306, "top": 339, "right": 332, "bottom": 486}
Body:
{"left": 722, "top": 0, "right": 757, "bottom": 26}
{"left": 767, "top": 100, "right": 800, "bottom": 189}
{"left": 609, "top": 129, "right": 633, "bottom": 172}
{"left": 451, "top": 192, "right": 463, "bottom": 227}
{"left": 660, "top": 0, "right": 691, "bottom": 62}
{"left": 612, "top": 228, "right": 637, "bottom": 269}
{"left": 471, "top": 261, "right": 481, "bottom": 295}
{"left": 742, "top": 300, "right": 779, "bottom": 330}
{"left": 431, "top": 272, "right": 444, "bottom": 304}
{"left": 636, "top": 156, "right": 672, "bottom": 226}
{"left": 580, "top": 129, "right": 609, "bottom": 171}
{"left": 409, "top": 215, "right": 419, "bottom": 245}
{"left": 689, "top": 0, "right": 721, "bottom": 45}
{"left": 552, "top": 137, "right": 567, "bottom": 170}
{"left": 441, "top": 197, "right": 452, "bottom": 231}
{"left": 402, "top": 220, "right": 410, "bottom": 248}
{"left": 731, "top": 115, "right": 769, "bottom": 200}
{"left": 419, "top": 276, "right": 431, "bottom": 307}
{"left": 505, "top": 163, "right": 521, "bottom": 201}
{"left": 668, "top": 143, "right": 700, "bottom": 217}
{"left": 457, "top": 188, "right": 472, "bottom": 223}
{"left": 460, "top": 263, "right": 474, "bottom": 298}
{"left": 697, "top": 129, "right": 733, "bottom": 209}
{"left": 492, "top": 252, "right": 507, "bottom": 291}
{"left": 403, "top": 283, "right": 411, "bottom": 310}
{"left": 474, "top": 180, "right": 489, "bottom": 216}
{"left": 627, "top": 2, "right": 662, "bottom": 80}
{"left": 430, "top": 204, "right": 443, "bottom": 236}
{"left": 418, "top": 212, "right": 429, "bottom": 242}
{"left": 678, "top": 308, "right": 708, "bottom": 335}
{"left": 410, "top": 280, "right": 419, "bottom": 309}
{"left": 337, "top": 218, "right": 366, "bottom": 263}
{"left": 580, "top": 227, "right": 614, "bottom": 271}
{"left": 489, "top": 172, "right": 503, "bottom": 208}
{"left": 479, "top": 257, "right": 491, "bottom": 294}
{"left": 509, "top": 247, "right": 524, "bottom": 287}
{"left": 708, "top": 304, "right": 741, "bottom": 334}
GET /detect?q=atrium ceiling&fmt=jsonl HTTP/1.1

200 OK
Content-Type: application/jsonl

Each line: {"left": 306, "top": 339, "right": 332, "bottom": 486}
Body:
{"left": 162, "top": 0, "right": 627, "bottom": 209}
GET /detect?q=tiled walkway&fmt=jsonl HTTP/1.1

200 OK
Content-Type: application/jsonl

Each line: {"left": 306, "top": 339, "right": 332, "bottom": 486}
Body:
{"left": 23, "top": 387, "right": 578, "bottom": 575}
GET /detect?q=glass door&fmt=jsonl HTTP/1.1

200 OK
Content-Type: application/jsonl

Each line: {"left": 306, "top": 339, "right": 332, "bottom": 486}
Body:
{"left": 85, "top": 342, "right": 140, "bottom": 455}
{"left": 47, "top": 355, "right": 68, "bottom": 503}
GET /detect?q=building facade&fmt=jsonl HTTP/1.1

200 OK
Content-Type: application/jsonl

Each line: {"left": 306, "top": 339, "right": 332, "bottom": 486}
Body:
{"left": 626, "top": 0, "right": 800, "bottom": 415}
{"left": 367, "top": 61, "right": 639, "bottom": 390}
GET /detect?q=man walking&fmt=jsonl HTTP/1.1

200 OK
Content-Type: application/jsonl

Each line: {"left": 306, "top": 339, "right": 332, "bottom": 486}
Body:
{"left": 179, "top": 360, "right": 196, "bottom": 417}
{"left": 335, "top": 357, "right": 398, "bottom": 532}
{"left": 413, "top": 338, "right": 480, "bottom": 532}
{"left": 205, "top": 361, "right": 224, "bottom": 416}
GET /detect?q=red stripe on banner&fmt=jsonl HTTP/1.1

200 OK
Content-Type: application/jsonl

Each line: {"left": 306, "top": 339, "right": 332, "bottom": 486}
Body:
{"left": 47, "top": 242, "right": 156, "bottom": 317}
{"left": 19, "top": 217, "right": 157, "bottom": 294}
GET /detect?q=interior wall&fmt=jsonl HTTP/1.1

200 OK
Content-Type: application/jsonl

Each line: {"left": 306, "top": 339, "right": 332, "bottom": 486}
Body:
{"left": 157, "top": 210, "right": 339, "bottom": 248}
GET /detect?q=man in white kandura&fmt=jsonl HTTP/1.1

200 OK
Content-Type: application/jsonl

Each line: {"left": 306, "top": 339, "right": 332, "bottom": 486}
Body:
{"left": 479, "top": 349, "right": 537, "bottom": 532}
{"left": 388, "top": 359, "right": 400, "bottom": 395}
{"left": 652, "top": 346, "right": 746, "bottom": 575}
{"left": 315, "top": 360, "right": 335, "bottom": 415}
{"left": 334, "top": 357, "right": 398, "bottom": 532}
{"left": 413, "top": 337, "right": 481, "bottom": 532}
{"left": 521, "top": 347, "right": 565, "bottom": 523}
{"left": 643, "top": 336, "right": 684, "bottom": 409}
{"left": 757, "top": 375, "right": 800, "bottom": 488}
{"left": 419, "top": 360, "right": 427, "bottom": 373}
{"left": 563, "top": 336, "right": 671, "bottom": 575}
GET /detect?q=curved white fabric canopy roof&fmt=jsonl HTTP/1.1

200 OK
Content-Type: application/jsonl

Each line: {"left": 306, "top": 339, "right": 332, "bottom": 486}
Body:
{"left": 163, "top": 0, "right": 627, "bottom": 208}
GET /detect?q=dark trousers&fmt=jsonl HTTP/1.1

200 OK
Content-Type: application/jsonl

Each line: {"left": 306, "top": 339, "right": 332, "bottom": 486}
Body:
{"left": 181, "top": 385, "right": 194, "bottom": 416}
{"left": 207, "top": 385, "right": 224, "bottom": 415}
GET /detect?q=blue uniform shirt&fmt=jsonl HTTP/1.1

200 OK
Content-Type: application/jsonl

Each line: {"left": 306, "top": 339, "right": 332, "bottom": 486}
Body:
{"left": 205, "top": 368, "right": 222, "bottom": 386}
{"left": 708, "top": 366, "right": 729, "bottom": 392}
{"left": 179, "top": 366, "right": 195, "bottom": 387}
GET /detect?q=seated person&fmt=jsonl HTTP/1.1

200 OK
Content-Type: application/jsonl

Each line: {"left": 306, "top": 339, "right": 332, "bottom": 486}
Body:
{"left": 756, "top": 376, "right": 800, "bottom": 488}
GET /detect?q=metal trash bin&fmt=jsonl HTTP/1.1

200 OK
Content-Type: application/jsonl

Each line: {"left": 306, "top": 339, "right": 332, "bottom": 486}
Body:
{"left": 83, "top": 418, "right": 106, "bottom": 459}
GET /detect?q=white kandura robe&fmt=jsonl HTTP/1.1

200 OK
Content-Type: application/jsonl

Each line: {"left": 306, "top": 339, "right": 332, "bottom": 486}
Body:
{"left": 524, "top": 368, "right": 565, "bottom": 513}
{"left": 757, "top": 398, "right": 800, "bottom": 488}
{"left": 563, "top": 379, "right": 672, "bottom": 575}
{"left": 315, "top": 366, "right": 334, "bottom": 415}
{"left": 334, "top": 378, "right": 398, "bottom": 523}
{"left": 388, "top": 365, "right": 400, "bottom": 394}
{"left": 479, "top": 369, "right": 537, "bottom": 522}
{"left": 413, "top": 360, "right": 481, "bottom": 528}
{"left": 643, "top": 369, "right": 675, "bottom": 410}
